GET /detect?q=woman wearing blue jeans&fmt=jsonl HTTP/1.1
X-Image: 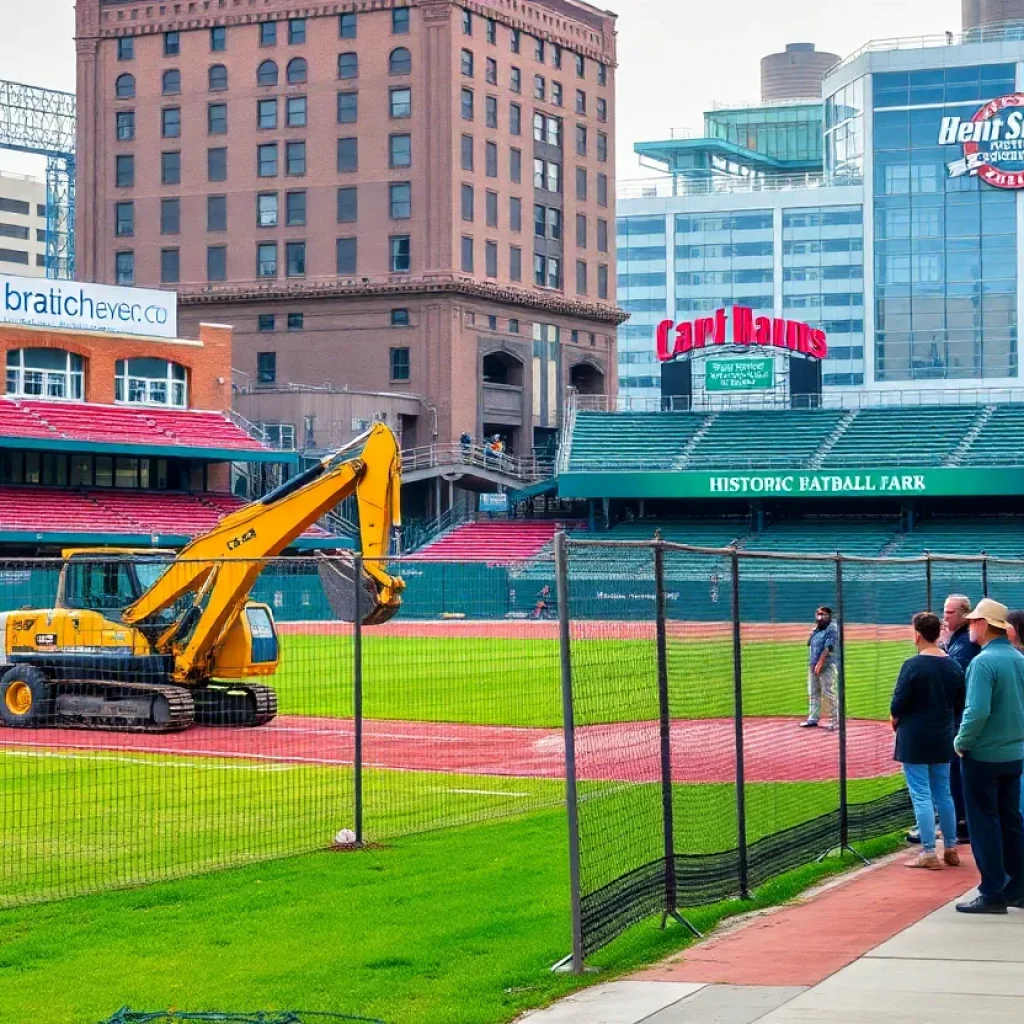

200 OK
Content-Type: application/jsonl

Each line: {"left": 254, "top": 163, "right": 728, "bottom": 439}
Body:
{"left": 891, "top": 612, "right": 967, "bottom": 870}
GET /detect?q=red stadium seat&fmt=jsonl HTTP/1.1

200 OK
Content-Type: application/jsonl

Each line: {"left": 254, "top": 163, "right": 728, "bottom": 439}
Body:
{"left": 416, "top": 521, "right": 572, "bottom": 563}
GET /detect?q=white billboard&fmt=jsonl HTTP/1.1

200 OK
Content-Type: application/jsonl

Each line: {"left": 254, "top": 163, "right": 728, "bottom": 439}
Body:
{"left": 1, "top": 274, "right": 178, "bottom": 340}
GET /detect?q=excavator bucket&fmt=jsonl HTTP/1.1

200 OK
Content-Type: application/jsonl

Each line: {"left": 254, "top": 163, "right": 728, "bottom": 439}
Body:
{"left": 315, "top": 553, "right": 401, "bottom": 626}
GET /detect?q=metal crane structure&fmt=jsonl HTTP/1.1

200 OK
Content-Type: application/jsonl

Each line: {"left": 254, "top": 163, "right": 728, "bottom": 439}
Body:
{"left": 0, "top": 79, "right": 76, "bottom": 280}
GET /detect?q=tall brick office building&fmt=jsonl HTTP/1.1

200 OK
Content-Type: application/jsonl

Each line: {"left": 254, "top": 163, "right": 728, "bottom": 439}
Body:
{"left": 75, "top": 0, "right": 623, "bottom": 466}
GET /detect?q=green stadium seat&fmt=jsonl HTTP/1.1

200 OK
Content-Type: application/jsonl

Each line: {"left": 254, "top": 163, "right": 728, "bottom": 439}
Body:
{"left": 685, "top": 409, "right": 844, "bottom": 469}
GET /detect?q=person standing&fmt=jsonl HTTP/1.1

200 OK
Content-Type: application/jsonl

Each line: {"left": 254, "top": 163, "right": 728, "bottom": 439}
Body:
{"left": 953, "top": 599, "right": 1024, "bottom": 914}
{"left": 891, "top": 612, "right": 966, "bottom": 870}
{"left": 801, "top": 606, "right": 839, "bottom": 730}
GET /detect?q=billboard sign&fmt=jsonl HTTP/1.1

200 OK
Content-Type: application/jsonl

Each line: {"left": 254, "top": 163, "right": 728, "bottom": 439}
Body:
{"left": 940, "top": 93, "right": 1024, "bottom": 189}
{"left": 0, "top": 273, "right": 178, "bottom": 340}
{"left": 705, "top": 357, "right": 775, "bottom": 392}
{"left": 657, "top": 305, "right": 828, "bottom": 363}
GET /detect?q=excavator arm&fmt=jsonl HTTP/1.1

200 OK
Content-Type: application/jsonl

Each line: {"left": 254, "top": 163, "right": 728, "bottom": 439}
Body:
{"left": 121, "top": 422, "right": 404, "bottom": 682}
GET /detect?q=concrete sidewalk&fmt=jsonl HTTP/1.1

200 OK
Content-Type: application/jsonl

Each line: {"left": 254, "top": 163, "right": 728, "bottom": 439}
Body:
{"left": 520, "top": 847, "right": 1024, "bottom": 1022}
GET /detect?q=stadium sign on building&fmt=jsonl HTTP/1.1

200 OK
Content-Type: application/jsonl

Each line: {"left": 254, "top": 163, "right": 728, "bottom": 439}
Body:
{"left": 940, "top": 93, "right": 1024, "bottom": 189}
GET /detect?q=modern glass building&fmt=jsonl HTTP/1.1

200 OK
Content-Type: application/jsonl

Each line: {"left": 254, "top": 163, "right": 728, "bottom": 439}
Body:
{"left": 618, "top": 23, "right": 1024, "bottom": 403}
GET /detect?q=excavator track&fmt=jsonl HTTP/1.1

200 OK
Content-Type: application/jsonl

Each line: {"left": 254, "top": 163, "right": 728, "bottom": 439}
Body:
{"left": 192, "top": 683, "right": 278, "bottom": 727}
{"left": 52, "top": 680, "right": 195, "bottom": 733}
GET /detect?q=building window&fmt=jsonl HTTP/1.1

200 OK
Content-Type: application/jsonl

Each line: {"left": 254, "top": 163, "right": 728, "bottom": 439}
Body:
{"left": 257, "top": 351, "right": 276, "bottom": 383}
{"left": 391, "top": 308, "right": 410, "bottom": 326}
{"left": 337, "top": 186, "right": 358, "bottom": 223}
{"left": 535, "top": 204, "right": 562, "bottom": 240}
{"left": 486, "top": 57, "right": 498, "bottom": 85}
{"left": 552, "top": 82, "right": 563, "bottom": 107}
{"left": 160, "top": 107, "right": 181, "bottom": 139}
{"left": 511, "top": 28, "right": 521, "bottom": 53}
{"left": 287, "top": 95, "right": 307, "bottom": 127}
{"left": 597, "top": 98, "right": 607, "bottom": 123}
{"left": 336, "top": 236, "right": 357, "bottom": 274}
{"left": 208, "top": 103, "right": 228, "bottom": 134}
{"left": 208, "top": 147, "right": 227, "bottom": 181}
{"left": 117, "top": 37, "right": 134, "bottom": 61}
{"left": 389, "top": 133, "right": 411, "bottom": 167}
{"left": 510, "top": 147, "right": 522, "bottom": 183}
{"left": 597, "top": 218, "right": 608, "bottom": 252}
{"left": 462, "top": 9, "right": 473, "bottom": 35}
{"left": 485, "top": 241, "right": 498, "bottom": 278}
{"left": 534, "top": 75, "right": 546, "bottom": 100}
{"left": 486, "top": 95, "right": 498, "bottom": 128}
{"left": 161, "top": 151, "right": 181, "bottom": 185}
{"left": 286, "top": 241, "right": 306, "bottom": 277}
{"left": 535, "top": 113, "right": 561, "bottom": 146}
{"left": 288, "top": 312, "right": 303, "bottom": 331}
{"left": 337, "top": 90, "right": 358, "bottom": 123}
{"left": 461, "top": 49, "right": 474, "bottom": 77}
{"left": 486, "top": 17, "right": 497, "bottom": 44}
{"left": 390, "top": 347, "right": 410, "bottom": 382}
{"left": 258, "top": 143, "right": 278, "bottom": 177}
{"left": 5, "top": 349, "right": 85, "bottom": 401}
{"left": 393, "top": 7, "right": 410, "bottom": 34}
{"left": 575, "top": 89, "right": 587, "bottom": 114}
{"left": 597, "top": 132, "right": 608, "bottom": 162}
{"left": 576, "top": 213, "right": 587, "bottom": 247}
{"left": 534, "top": 158, "right": 560, "bottom": 192}
{"left": 338, "top": 52, "right": 358, "bottom": 79}
{"left": 510, "top": 102, "right": 522, "bottom": 135}
{"left": 289, "top": 18, "right": 306, "bottom": 45}
{"left": 116, "top": 110, "right": 135, "bottom": 141}
{"left": 390, "top": 87, "right": 412, "bottom": 118}
{"left": 485, "top": 141, "right": 498, "bottom": 177}
{"left": 461, "top": 88, "right": 474, "bottom": 120}
{"left": 115, "top": 358, "right": 187, "bottom": 408}
{"left": 337, "top": 137, "right": 358, "bottom": 172}
{"left": 340, "top": 12, "right": 357, "bottom": 38}
{"left": 115, "top": 73, "right": 135, "bottom": 99}
{"left": 207, "top": 245, "right": 227, "bottom": 281}
{"left": 486, "top": 190, "right": 498, "bottom": 228}
{"left": 211, "top": 26, "right": 226, "bottom": 52}
{"left": 286, "top": 190, "right": 306, "bottom": 226}
{"left": 258, "top": 316, "right": 275, "bottom": 333}
{"left": 286, "top": 140, "right": 306, "bottom": 176}
{"left": 257, "top": 60, "right": 278, "bottom": 86}
{"left": 259, "top": 21, "right": 277, "bottom": 47}
{"left": 286, "top": 57, "right": 308, "bottom": 84}
{"left": 116, "top": 154, "right": 135, "bottom": 188}
{"left": 390, "top": 235, "right": 411, "bottom": 272}
{"left": 576, "top": 167, "right": 587, "bottom": 201}
{"left": 209, "top": 64, "right": 228, "bottom": 91}
{"left": 597, "top": 264, "right": 609, "bottom": 299}
{"left": 510, "top": 246, "right": 522, "bottom": 281}
{"left": 389, "top": 181, "right": 412, "bottom": 220}
{"left": 208, "top": 195, "right": 227, "bottom": 231}
{"left": 597, "top": 173, "right": 608, "bottom": 207}
{"left": 575, "top": 53, "right": 585, "bottom": 78}
{"left": 510, "top": 196, "right": 522, "bottom": 231}
{"left": 115, "top": 201, "right": 134, "bottom": 237}
{"left": 390, "top": 47, "right": 412, "bottom": 74}
{"left": 461, "top": 183, "right": 474, "bottom": 222}
{"left": 258, "top": 98, "right": 278, "bottom": 129}
{"left": 511, "top": 67, "right": 522, "bottom": 93}
{"left": 164, "top": 31, "right": 180, "bottom": 57}
{"left": 162, "top": 70, "right": 181, "bottom": 95}
{"left": 160, "top": 197, "right": 180, "bottom": 234}
{"left": 597, "top": 62, "right": 607, "bottom": 86}
{"left": 161, "top": 248, "right": 180, "bottom": 284}
{"left": 257, "top": 192, "right": 278, "bottom": 227}
{"left": 257, "top": 242, "right": 278, "bottom": 277}
{"left": 461, "top": 134, "right": 474, "bottom": 170}
{"left": 575, "top": 124, "right": 587, "bottom": 156}
{"left": 535, "top": 37, "right": 546, "bottom": 63}
{"left": 576, "top": 259, "right": 587, "bottom": 295}
{"left": 461, "top": 236, "right": 474, "bottom": 272}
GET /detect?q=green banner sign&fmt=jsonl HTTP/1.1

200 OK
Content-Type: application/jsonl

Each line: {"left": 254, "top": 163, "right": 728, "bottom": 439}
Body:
{"left": 705, "top": 357, "right": 774, "bottom": 392}
{"left": 560, "top": 466, "right": 1024, "bottom": 501}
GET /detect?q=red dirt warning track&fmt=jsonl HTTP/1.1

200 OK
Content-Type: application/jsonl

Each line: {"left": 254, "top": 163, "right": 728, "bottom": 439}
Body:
{"left": 2, "top": 716, "right": 897, "bottom": 784}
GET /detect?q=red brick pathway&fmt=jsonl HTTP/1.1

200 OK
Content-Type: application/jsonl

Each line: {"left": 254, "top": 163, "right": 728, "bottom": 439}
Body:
{"left": 636, "top": 848, "right": 977, "bottom": 988}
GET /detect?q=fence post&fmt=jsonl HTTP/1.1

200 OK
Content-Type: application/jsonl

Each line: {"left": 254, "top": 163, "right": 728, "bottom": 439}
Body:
{"left": 925, "top": 552, "right": 933, "bottom": 612}
{"left": 353, "top": 553, "right": 364, "bottom": 847}
{"left": 982, "top": 552, "right": 989, "bottom": 598}
{"left": 654, "top": 541, "right": 679, "bottom": 914}
{"left": 554, "top": 531, "right": 585, "bottom": 974}
{"left": 731, "top": 549, "right": 750, "bottom": 900}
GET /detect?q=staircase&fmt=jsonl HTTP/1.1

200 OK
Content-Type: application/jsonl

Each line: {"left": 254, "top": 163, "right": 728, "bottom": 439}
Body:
{"left": 945, "top": 404, "right": 996, "bottom": 467}
{"left": 675, "top": 413, "right": 717, "bottom": 469}
{"left": 808, "top": 410, "right": 857, "bottom": 469}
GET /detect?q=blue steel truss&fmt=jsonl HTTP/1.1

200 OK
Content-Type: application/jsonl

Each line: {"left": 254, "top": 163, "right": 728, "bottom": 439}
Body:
{"left": 0, "top": 79, "right": 76, "bottom": 280}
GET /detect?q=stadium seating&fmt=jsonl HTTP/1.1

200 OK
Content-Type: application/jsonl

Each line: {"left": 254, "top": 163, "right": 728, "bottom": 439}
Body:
{"left": 685, "top": 409, "right": 844, "bottom": 469}
{"left": 887, "top": 517, "right": 1024, "bottom": 560}
{"left": 0, "top": 400, "right": 57, "bottom": 439}
{"left": 959, "top": 405, "right": 1024, "bottom": 465}
{"left": 568, "top": 411, "right": 705, "bottom": 471}
{"left": 741, "top": 518, "right": 900, "bottom": 557}
{"left": 821, "top": 406, "right": 980, "bottom": 468}
{"left": 0, "top": 488, "right": 113, "bottom": 533}
{"left": 417, "top": 521, "right": 566, "bottom": 562}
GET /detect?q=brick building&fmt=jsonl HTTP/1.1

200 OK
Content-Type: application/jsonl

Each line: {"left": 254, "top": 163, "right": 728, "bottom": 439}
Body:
{"left": 75, "top": 0, "right": 624, "bottom": 496}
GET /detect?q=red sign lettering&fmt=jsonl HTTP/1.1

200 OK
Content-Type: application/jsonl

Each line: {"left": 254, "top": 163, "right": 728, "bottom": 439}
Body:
{"left": 656, "top": 306, "right": 828, "bottom": 362}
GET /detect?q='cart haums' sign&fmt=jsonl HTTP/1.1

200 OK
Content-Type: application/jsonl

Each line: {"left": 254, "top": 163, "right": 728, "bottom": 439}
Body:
{"left": 657, "top": 306, "right": 828, "bottom": 362}
{"left": 940, "top": 93, "right": 1024, "bottom": 189}
{"left": 0, "top": 273, "right": 178, "bottom": 340}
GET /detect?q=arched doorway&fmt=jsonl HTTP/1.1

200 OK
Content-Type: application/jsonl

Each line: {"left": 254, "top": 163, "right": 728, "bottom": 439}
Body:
{"left": 481, "top": 350, "right": 525, "bottom": 455}
{"left": 570, "top": 361, "right": 605, "bottom": 396}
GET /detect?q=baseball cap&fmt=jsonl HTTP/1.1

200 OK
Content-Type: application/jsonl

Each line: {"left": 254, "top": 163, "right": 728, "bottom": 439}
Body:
{"left": 966, "top": 598, "right": 1010, "bottom": 631}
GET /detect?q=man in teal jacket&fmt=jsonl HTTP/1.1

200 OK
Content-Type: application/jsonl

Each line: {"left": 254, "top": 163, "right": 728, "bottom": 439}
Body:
{"left": 954, "top": 599, "right": 1024, "bottom": 914}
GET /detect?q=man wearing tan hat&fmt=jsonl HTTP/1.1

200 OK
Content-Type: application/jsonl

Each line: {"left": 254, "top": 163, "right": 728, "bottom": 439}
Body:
{"left": 953, "top": 598, "right": 1024, "bottom": 915}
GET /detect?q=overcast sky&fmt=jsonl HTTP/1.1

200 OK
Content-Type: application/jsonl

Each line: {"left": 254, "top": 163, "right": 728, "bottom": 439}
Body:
{"left": 0, "top": 0, "right": 962, "bottom": 179}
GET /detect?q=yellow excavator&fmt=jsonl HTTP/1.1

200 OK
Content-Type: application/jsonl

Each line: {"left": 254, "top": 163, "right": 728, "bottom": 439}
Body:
{"left": 0, "top": 423, "right": 404, "bottom": 733}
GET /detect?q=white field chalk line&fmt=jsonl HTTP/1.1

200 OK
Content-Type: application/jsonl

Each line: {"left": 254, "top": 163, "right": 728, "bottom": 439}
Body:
{"left": 3, "top": 750, "right": 294, "bottom": 771}
{"left": 442, "top": 788, "right": 534, "bottom": 798}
